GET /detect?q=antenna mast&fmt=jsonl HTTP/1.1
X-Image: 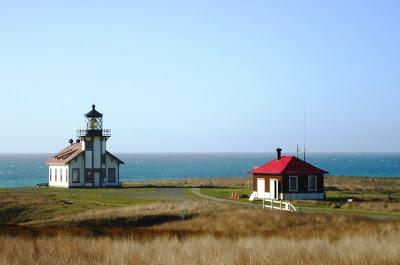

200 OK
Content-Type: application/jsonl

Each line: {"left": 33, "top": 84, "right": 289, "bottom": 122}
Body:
{"left": 303, "top": 109, "right": 306, "bottom": 162}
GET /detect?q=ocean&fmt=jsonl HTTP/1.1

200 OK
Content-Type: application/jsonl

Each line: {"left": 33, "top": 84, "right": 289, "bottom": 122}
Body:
{"left": 0, "top": 153, "right": 399, "bottom": 188}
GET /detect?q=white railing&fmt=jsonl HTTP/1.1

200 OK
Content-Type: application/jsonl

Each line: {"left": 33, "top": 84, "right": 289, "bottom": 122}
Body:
{"left": 262, "top": 198, "right": 298, "bottom": 212}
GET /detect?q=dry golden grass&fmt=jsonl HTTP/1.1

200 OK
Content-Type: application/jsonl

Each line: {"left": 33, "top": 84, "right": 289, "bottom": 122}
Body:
{"left": 152, "top": 207, "right": 400, "bottom": 239}
{"left": 1, "top": 177, "right": 399, "bottom": 264}
{"left": 340, "top": 201, "right": 400, "bottom": 211}
{"left": 1, "top": 201, "right": 400, "bottom": 264}
{"left": 0, "top": 233, "right": 399, "bottom": 265}
{"left": 4, "top": 202, "right": 398, "bottom": 240}
{"left": 325, "top": 176, "right": 400, "bottom": 192}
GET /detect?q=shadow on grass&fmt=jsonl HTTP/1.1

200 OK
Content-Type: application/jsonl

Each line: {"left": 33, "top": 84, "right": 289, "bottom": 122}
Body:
{"left": 0, "top": 207, "right": 29, "bottom": 224}
{"left": 0, "top": 214, "right": 199, "bottom": 239}
{"left": 74, "top": 214, "right": 193, "bottom": 228}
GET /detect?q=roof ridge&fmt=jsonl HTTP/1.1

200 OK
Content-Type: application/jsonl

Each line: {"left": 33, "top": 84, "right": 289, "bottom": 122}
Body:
{"left": 250, "top": 154, "right": 328, "bottom": 175}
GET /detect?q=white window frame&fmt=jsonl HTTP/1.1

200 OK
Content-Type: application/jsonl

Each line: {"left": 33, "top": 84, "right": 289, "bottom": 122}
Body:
{"left": 308, "top": 175, "right": 317, "bottom": 191}
{"left": 289, "top": 176, "right": 298, "bottom": 192}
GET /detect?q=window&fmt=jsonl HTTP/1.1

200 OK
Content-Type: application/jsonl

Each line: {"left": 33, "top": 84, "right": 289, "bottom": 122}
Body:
{"left": 289, "top": 176, "right": 298, "bottom": 192}
{"left": 66, "top": 169, "right": 68, "bottom": 183}
{"left": 55, "top": 169, "right": 58, "bottom": 182}
{"left": 308, "top": 175, "right": 317, "bottom": 191}
{"left": 72, "top": 169, "right": 80, "bottom": 183}
{"left": 85, "top": 140, "right": 93, "bottom": 151}
{"left": 108, "top": 168, "right": 116, "bottom": 183}
{"left": 49, "top": 168, "right": 52, "bottom": 181}
{"left": 60, "top": 169, "right": 63, "bottom": 182}
{"left": 86, "top": 171, "right": 93, "bottom": 183}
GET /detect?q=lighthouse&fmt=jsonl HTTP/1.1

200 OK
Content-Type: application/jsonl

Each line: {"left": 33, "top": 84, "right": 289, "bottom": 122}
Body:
{"left": 46, "top": 105, "right": 124, "bottom": 188}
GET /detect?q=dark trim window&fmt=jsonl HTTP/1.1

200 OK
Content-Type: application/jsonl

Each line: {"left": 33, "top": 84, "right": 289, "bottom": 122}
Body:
{"left": 72, "top": 169, "right": 80, "bottom": 183}
{"left": 86, "top": 171, "right": 93, "bottom": 183}
{"left": 60, "top": 169, "right": 63, "bottom": 182}
{"left": 66, "top": 169, "right": 68, "bottom": 183}
{"left": 108, "top": 168, "right": 116, "bottom": 183}
{"left": 85, "top": 140, "right": 93, "bottom": 151}
{"left": 49, "top": 168, "right": 52, "bottom": 181}
{"left": 289, "top": 176, "right": 298, "bottom": 192}
{"left": 308, "top": 175, "right": 317, "bottom": 191}
{"left": 55, "top": 169, "right": 58, "bottom": 182}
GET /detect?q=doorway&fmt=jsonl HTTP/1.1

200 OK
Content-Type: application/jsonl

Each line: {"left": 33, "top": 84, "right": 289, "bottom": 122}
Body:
{"left": 94, "top": 172, "right": 100, "bottom": 186}
{"left": 257, "top": 178, "right": 265, "bottom": 198}
{"left": 270, "top": 179, "right": 279, "bottom": 200}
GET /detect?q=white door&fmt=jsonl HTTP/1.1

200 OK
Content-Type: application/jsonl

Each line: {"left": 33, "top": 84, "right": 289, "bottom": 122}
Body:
{"left": 94, "top": 172, "right": 100, "bottom": 186}
{"left": 270, "top": 179, "right": 278, "bottom": 199}
{"left": 257, "top": 178, "right": 265, "bottom": 198}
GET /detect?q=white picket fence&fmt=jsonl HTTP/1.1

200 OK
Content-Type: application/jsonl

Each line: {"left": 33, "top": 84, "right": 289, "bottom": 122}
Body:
{"left": 262, "top": 198, "right": 298, "bottom": 212}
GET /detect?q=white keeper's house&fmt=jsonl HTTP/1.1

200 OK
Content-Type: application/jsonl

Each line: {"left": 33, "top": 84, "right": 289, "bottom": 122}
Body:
{"left": 46, "top": 105, "right": 124, "bottom": 188}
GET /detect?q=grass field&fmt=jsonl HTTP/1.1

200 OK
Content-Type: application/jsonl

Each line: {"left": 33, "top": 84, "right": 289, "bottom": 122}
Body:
{"left": 0, "top": 204, "right": 399, "bottom": 265}
{"left": 0, "top": 187, "right": 195, "bottom": 225}
{"left": 0, "top": 176, "right": 399, "bottom": 264}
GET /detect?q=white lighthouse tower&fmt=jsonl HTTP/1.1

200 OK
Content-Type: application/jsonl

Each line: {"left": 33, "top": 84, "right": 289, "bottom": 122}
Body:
{"left": 78, "top": 104, "right": 111, "bottom": 187}
{"left": 46, "top": 105, "right": 124, "bottom": 188}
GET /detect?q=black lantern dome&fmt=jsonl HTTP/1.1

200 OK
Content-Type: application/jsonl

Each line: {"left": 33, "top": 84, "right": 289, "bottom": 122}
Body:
{"left": 85, "top": 104, "right": 103, "bottom": 118}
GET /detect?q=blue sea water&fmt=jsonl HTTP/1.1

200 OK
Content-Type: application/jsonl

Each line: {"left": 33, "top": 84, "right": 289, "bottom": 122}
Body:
{"left": 0, "top": 153, "right": 399, "bottom": 187}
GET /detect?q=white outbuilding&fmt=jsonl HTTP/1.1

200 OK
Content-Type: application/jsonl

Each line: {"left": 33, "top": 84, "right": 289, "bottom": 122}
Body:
{"left": 46, "top": 105, "right": 124, "bottom": 188}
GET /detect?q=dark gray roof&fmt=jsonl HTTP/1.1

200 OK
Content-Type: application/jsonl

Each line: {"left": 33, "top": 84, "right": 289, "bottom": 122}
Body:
{"left": 85, "top": 104, "right": 103, "bottom": 118}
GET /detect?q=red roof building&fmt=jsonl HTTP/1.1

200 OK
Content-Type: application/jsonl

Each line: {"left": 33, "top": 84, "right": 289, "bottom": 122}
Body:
{"left": 250, "top": 148, "right": 328, "bottom": 200}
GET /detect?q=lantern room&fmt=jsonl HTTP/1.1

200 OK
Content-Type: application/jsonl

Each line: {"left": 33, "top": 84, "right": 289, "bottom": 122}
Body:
{"left": 85, "top": 104, "right": 103, "bottom": 130}
{"left": 77, "top": 105, "right": 111, "bottom": 138}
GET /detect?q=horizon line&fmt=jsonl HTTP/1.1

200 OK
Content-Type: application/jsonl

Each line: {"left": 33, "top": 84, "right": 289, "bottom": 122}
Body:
{"left": 1, "top": 151, "right": 400, "bottom": 155}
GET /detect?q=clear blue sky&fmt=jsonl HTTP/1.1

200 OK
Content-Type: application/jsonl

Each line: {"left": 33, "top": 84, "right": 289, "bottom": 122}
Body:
{"left": 0, "top": 1, "right": 399, "bottom": 153}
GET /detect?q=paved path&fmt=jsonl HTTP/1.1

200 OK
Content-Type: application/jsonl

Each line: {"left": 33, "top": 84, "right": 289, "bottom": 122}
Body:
{"left": 191, "top": 187, "right": 259, "bottom": 207}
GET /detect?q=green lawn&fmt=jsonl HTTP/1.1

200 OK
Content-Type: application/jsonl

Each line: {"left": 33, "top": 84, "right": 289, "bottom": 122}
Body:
{"left": 0, "top": 187, "right": 161, "bottom": 224}
{"left": 200, "top": 187, "right": 253, "bottom": 202}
